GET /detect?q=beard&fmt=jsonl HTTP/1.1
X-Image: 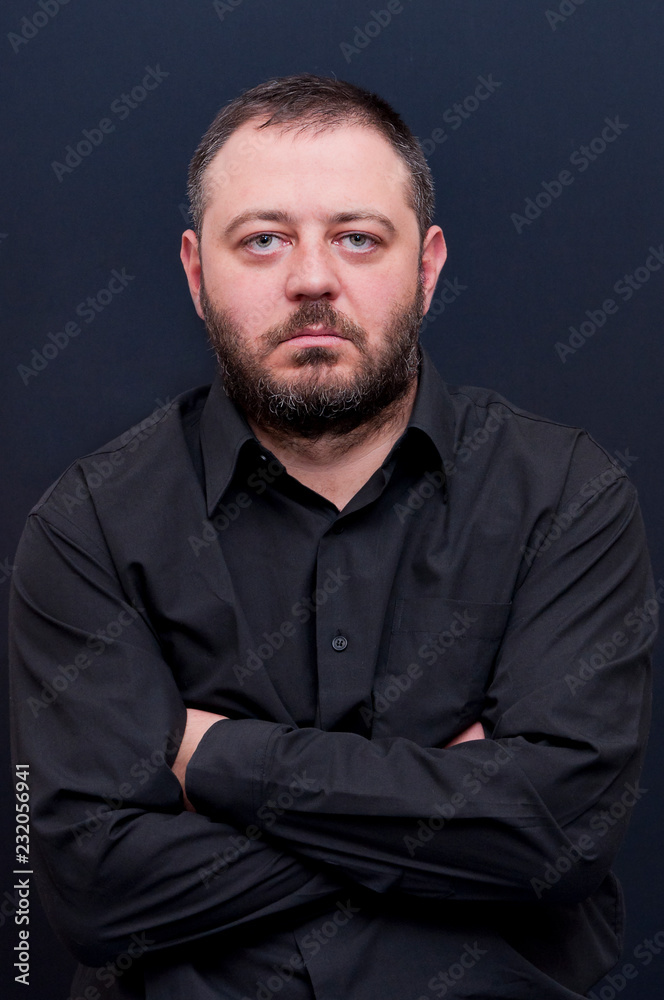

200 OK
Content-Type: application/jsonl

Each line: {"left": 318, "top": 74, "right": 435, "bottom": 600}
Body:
{"left": 200, "top": 274, "right": 426, "bottom": 439}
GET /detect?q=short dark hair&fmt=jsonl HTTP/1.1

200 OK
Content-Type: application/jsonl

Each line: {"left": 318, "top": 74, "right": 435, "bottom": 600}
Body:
{"left": 187, "top": 73, "right": 435, "bottom": 244}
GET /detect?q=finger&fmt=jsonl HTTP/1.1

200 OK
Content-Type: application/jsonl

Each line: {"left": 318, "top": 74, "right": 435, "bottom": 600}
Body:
{"left": 446, "top": 721, "right": 486, "bottom": 747}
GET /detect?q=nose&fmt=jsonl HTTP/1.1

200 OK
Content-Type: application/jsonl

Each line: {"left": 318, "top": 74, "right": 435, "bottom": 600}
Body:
{"left": 284, "top": 238, "right": 342, "bottom": 301}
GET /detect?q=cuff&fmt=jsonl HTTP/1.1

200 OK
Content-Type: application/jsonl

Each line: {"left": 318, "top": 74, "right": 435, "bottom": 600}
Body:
{"left": 185, "top": 718, "right": 289, "bottom": 822}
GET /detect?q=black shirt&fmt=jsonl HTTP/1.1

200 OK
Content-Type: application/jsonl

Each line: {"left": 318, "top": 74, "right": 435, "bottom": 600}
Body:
{"left": 9, "top": 348, "right": 656, "bottom": 999}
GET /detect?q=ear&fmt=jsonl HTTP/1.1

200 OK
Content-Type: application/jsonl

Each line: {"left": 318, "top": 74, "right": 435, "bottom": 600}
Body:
{"left": 420, "top": 225, "right": 448, "bottom": 313}
{"left": 180, "top": 229, "right": 204, "bottom": 320}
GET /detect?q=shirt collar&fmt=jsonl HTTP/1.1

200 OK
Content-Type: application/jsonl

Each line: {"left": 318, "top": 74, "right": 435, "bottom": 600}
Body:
{"left": 403, "top": 345, "right": 456, "bottom": 467}
{"left": 200, "top": 375, "right": 256, "bottom": 516}
{"left": 199, "top": 346, "right": 457, "bottom": 516}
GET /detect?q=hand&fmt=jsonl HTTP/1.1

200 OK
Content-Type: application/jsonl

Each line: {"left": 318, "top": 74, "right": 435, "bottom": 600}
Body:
{"left": 172, "top": 707, "right": 228, "bottom": 811}
{"left": 445, "top": 720, "right": 486, "bottom": 747}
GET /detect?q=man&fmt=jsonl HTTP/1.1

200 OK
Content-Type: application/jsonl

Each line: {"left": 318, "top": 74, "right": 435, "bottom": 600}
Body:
{"left": 9, "top": 74, "right": 656, "bottom": 1000}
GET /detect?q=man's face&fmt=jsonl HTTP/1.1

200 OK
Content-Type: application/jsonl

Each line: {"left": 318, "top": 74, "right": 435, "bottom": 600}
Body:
{"left": 181, "top": 119, "right": 446, "bottom": 436}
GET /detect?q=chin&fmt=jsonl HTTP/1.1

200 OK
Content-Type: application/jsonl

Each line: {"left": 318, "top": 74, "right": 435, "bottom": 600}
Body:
{"left": 283, "top": 344, "right": 347, "bottom": 369}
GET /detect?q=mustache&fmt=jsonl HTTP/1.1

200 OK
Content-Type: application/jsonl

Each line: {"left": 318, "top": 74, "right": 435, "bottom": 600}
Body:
{"left": 260, "top": 301, "right": 368, "bottom": 353}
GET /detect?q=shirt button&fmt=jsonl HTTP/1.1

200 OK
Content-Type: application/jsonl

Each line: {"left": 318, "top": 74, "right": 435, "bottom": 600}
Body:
{"left": 333, "top": 523, "right": 345, "bottom": 534}
{"left": 332, "top": 635, "right": 348, "bottom": 651}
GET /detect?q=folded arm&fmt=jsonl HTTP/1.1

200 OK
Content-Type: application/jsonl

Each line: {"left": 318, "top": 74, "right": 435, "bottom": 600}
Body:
{"left": 184, "top": 473, "right": 656, "bottom": 904}
{"left": 9, "top": 511, "right": 346, "bottom": 967}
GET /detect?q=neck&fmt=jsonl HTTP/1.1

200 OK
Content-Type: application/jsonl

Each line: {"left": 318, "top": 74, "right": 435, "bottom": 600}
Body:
{"left": 247, "top": 378, "right": 418, "bottom": 508}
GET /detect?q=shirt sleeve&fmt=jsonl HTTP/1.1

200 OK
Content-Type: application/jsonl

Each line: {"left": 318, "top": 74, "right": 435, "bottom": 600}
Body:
{"left": 9, "top": 509, "right": 345, "bottom": 968}
{"left": 186, "top": 469, "right": 656, "bottom": 904}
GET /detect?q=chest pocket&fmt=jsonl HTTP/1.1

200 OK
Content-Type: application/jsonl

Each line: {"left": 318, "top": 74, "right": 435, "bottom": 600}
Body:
{"left": 369, "top": 597, "right": 512, "bottom": 745}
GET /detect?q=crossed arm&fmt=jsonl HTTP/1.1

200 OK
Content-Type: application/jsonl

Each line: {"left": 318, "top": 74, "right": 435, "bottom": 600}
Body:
{"left": 9, "top": 468, "right": 655, "bottom": 965}
{"left": 172, "top": 710, "right": 486, "bottom": 811}
{"left": 162, "top": 469, "right": 655, "bottom": 908}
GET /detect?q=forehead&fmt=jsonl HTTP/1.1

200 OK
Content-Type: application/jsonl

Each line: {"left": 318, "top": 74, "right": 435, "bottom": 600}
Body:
{"left": 202, "top": 119, "right": 414, "bottom": 223}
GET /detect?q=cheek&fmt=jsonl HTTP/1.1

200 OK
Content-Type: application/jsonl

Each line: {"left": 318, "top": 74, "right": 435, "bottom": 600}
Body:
{"left": 346, "top": 269, "right": 418, "bottom": 327}
{"left": 207, "top": 269, "right": 283, "bottom": 331}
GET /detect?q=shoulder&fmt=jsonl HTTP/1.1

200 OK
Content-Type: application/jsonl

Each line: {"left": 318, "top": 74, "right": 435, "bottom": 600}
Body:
{"left": 444, "top": 382, "right": 631, "bottom": 508}
{"left": 28, "top": 385, "right": 211, "bottom": 530}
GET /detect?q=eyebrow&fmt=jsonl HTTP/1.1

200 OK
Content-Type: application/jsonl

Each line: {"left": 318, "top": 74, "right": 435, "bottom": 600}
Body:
{"left": 221, "top": 209, "right": 397, "bottom": 240}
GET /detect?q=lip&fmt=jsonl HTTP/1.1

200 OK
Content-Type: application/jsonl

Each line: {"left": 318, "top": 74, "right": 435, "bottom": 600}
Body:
{"left": 284, "top": 326, "right": 346, "bottom": 346}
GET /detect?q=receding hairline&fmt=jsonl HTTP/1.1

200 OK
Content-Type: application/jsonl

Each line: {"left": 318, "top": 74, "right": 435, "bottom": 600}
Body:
{"left": 196, "top": 114, "right": 418, "bottom": 238}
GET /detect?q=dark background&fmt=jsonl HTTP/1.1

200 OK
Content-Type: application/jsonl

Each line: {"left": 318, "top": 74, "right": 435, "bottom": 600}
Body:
{"left": 2, "top": 0, "right": 663, "bottom": 996}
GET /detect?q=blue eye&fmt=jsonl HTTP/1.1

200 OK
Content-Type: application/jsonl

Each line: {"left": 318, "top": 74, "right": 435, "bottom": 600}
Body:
{"left": 241, "top": 232, "right": 379, "bottom": 254}
{"left": 244, "top": 234, "right": 283, "bottom": 252}
{"left": 340, "top": 233, "right": 377, "bottom": 251}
